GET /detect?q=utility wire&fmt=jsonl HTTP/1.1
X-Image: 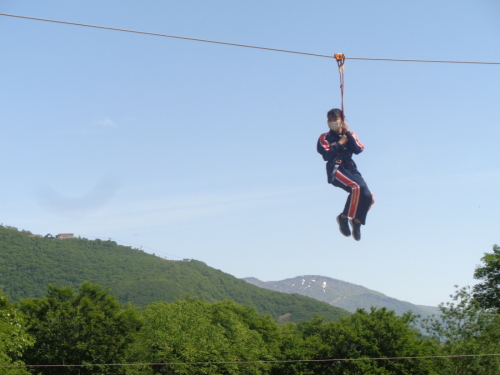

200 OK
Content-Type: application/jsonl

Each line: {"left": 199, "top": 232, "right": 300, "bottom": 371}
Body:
{"left": 1, "top": 13, "right": 500, "bottom": 65}
{"left": 3, "top": 353, "right": 500, "bottom": 368}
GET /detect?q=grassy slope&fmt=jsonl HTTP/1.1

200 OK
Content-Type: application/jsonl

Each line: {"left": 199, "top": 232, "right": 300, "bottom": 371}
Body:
{"left": 0, "top": 226, "right": 349, "bottom": 322}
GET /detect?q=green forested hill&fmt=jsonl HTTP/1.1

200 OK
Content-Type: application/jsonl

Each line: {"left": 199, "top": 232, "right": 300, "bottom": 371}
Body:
{"left": 0, "top": 225, "right": 349, "bottom": 322}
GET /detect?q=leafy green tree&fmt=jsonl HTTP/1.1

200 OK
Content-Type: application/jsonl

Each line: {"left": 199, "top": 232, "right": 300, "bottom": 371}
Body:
{"left": 473, "top": 244, "right": 500, "bottom": 311}
{"left": 0, "top": 291, "right": 34, "bottom": 375}
{"left": 273, "top": 317, "right": 331, "bottom": 375}
{"left": 209, "top": 299, "right": 282, "bottom": 356}
{"left": 423, "top": 286, "right": 500, "bottom": 375}
{"left": 277, "top": 309, "right": 439, "bottom": 375}
{"left": 326, "top": 308, "right": 437, "bottom": 375}
{"left": 132, "top": 297, "right": 276, "bottom": 375}
{"left": 19, "top": 282, "right": 143, "bottom": 375}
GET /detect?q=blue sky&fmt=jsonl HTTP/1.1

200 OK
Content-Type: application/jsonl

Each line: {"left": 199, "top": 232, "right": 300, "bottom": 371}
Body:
{"left": 1, "top": 0, "right": 499, "bottom": 307}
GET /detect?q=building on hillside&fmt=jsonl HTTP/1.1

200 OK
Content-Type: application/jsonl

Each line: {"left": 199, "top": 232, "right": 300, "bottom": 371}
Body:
{"left": 56, "top": 233, "right": 74, "bottom": 239}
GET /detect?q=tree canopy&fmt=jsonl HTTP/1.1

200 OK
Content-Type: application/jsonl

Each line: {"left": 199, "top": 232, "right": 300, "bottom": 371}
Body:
{"left": 473, "top": 244, "right": 500, "bottom": 311}
{"left": 0, "top": 291, "right": 34, "bottom": 375}
{"left": 423, "top": 286, "right": 500, "bottom": 375}
{"left": 19, "top": 282, "right": 143, "bottom": 375}
{"left": 276, "top": 308, "right": 438, "bottom": 375}
{"left": 130, "top": 298, "right": 277, "bottom": 375}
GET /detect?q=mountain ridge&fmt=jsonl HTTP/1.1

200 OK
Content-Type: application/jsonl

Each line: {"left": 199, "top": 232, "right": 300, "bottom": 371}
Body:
{"left": 243, "top": 275, "right": 441, "bottom": 318}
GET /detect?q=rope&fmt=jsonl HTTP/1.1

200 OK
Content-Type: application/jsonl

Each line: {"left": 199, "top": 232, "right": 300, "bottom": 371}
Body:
{"left": 3, "top": 353, "right": 500, "bottom": 368}
{"left": 1, "top": 13, "right": 500, "bottom": 65}
{"left": 334, "top": 53, "right": 346, "bottom": 117}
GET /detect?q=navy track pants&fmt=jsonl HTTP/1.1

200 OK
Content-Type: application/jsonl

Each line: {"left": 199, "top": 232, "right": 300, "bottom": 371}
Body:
{"left": 332, "top": 167, "right": 374, "bottom": 225}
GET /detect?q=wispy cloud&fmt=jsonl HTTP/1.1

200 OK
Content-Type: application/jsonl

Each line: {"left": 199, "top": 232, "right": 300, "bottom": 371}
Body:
{"left": 92, "top": 117, "right": 116, "bottom": 128}
{"left": 18, "top": 184, "right": 321, "bottom": 240}
{"left": 62, "top": 117, "right": 118, "bottom": 135}
{"left": 35, "top": 185, "right": 318, "bottom": 234}
{"left": 34, "top": 174, "right": 122, "bottom": 219}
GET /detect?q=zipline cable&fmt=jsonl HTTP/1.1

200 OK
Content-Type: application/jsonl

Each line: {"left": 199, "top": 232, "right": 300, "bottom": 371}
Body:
{"left": 0, "top": 13, "right": 331, "bottom": 59}
{"left": 1, "top": 13, "right": 500, "bottom": 65}
{"left": 3, "top": 353, "right": 500, "bottom": 368}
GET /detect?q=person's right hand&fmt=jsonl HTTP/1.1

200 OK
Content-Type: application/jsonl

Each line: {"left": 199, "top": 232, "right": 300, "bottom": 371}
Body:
{"left": 341, "top": 122, "right": 349, "bottom": 133}
{"left": 338, "top": 135, "right": 348, "bottom": 145}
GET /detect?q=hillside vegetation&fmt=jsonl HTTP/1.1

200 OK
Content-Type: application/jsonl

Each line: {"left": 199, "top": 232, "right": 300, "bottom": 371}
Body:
{"left": 3, "top": 244, "right": 500, "bottom": 374}
{"left": 0, "top": 225, "right": 348, "bottom": 322}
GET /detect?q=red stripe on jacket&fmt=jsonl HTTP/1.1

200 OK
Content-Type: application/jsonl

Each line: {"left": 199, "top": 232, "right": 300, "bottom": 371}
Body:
{"left": 319, "top": 133, "right": 330, "bottom": 151}
{"left": 349, "top": 131, "right": 365, "bottom": 150}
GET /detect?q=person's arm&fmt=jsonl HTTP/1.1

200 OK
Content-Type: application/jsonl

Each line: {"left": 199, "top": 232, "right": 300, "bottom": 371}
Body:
{"left": 346, "top": 131, "right": 365, "bottom": 154}
{"left": 317, "top": 133, "right": 345, "bottom": 161}
{"left": 341, "top": 124, "right": 365, "bottom": 155}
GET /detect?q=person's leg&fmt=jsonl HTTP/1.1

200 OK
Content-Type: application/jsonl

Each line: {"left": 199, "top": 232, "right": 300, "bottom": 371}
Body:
{"left": 332, "top": 169, "right": 370, "bottom": 222}
{"left": 348, "top": 170, "right": 373, "bottom": 225}
{"left": 332, "top": 169, "right": 373, "bottom": 240}
{"left": 331, "top": 171, "right": 352, "bottom": 237}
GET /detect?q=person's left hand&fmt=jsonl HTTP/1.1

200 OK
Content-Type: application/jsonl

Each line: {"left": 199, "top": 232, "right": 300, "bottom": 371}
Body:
{"left": 341, "top": 122, "right": 349, "bottom": 133}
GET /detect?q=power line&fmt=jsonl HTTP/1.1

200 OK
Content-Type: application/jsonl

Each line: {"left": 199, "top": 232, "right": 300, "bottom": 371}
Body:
{"left": 3, "top": 353, "right": 500, "bottom": 368}
{"left": 1, "top": 13, "right": 500, "bottom": 65}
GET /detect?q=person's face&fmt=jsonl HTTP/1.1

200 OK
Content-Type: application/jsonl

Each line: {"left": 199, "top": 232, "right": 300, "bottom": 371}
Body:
{"left": 327, "top": 116, "right": 342, "bottom": 134}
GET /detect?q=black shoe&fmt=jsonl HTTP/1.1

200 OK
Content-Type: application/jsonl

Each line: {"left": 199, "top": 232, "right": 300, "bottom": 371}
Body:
{"left": 336, "top": 215, "right": 351, "bottom": 237}
{"left": 350, "top": 219, "right": 361, "bottom": 241}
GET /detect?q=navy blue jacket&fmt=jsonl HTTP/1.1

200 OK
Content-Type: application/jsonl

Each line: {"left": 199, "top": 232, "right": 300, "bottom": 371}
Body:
{"left": 317, "top": 130, "right": 365, "bottom": 183}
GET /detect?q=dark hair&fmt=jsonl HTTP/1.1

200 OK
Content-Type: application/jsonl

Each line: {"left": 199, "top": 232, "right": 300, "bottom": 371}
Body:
{"left": 327, "top": 108, "right": 344, "bottom": 121}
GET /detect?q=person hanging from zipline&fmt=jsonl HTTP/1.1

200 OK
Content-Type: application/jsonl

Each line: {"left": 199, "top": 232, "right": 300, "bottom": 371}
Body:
{"left": 317, "top": 108, "right": 374, "bottom": 241}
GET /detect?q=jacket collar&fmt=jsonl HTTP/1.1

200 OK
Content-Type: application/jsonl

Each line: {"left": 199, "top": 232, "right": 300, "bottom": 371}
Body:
{"left": 329, "top": 130, "right": 341, "bottom": 138}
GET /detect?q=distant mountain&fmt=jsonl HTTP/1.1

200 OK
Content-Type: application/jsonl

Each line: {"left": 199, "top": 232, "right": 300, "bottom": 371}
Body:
{"left": 0, "top": 225, "right": 349, "bottom": 323}
{"left": 243, "top": 275, "right": 441, "bottom": 319}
